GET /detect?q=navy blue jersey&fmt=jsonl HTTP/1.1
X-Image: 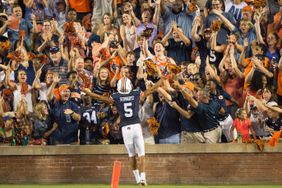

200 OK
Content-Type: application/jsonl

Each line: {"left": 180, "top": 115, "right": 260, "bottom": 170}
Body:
{"left": 195, "top": 36, "right": 223, "bottom": 72}
{"left": 155, "top": 102, "right": 181, "bottom": 139}
{"left": 177, "top": 92, "right": 201, "bottom": 132}
{"left": 80, "top": 105, "right": 99, "bottom": 128}
{"left": 166, "top": 39, "right": 192, "bottom": 65}
{"left": 209, "top": 49, "right": 223, "bottom": 69}
{"left": 79, "top": 105, "right": 100, "bottom": 144}
{"left": 51, "top": 100, "right": 80, "bottom": 144}
{"left": 210, "top": 89, "right": 231, "bottom": 119}
{"left": 112, "top": 89, "right": 141, "bottom": 127}
{"left": 194, "top": 99, "right": 222, "bottom": 130}
{"left": 265, "top": 117, "right": 282, "bottom": 131}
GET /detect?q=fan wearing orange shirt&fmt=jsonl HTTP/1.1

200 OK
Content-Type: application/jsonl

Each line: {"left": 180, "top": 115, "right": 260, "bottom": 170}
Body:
{"left": 98, "top": 40, "right": 126, "bottom": 81}
{"left": 152, "top": 40, "right": 176, "bottom": 76}
{"left": 239, "top": 42, "right": 272, "bottom": 96}
{"left": 68, "top": 0, "right": 91, "bottom": 21}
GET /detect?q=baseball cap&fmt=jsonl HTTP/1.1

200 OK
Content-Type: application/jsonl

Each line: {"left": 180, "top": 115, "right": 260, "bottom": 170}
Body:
{"left": 242, "top": 5, "right": 253, "bottom": 13}
{"left": 2, "top": 112, "right": 15, "bottom": 121}
{"left": 87, "top": 34, "right": 101, "bottom": 46}
{"left": 59, "top": 84, "right": 70, "bottom": 92}
{"left": 3, "top": 116, "right": 14, "bottom": 122}
{"left": 49, "top": 46, "right": 60, "bottom": 53}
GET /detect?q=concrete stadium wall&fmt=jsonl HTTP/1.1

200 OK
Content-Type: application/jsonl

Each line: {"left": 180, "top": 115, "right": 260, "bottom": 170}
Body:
{"left": 0, "top": 144, "right": 281, "bottom": 185}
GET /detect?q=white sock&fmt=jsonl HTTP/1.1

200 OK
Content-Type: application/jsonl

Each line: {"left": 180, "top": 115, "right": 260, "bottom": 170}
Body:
{"left": 133, "top": 169, "right": 140, "bottom": 183}
{"left": 140, "top": 172, "right": 146, "bottom": 181}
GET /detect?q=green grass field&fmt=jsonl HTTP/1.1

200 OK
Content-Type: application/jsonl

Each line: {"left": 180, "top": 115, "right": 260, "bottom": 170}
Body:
{"left": 0, "top": 185, "right": 281, "bottom": 188}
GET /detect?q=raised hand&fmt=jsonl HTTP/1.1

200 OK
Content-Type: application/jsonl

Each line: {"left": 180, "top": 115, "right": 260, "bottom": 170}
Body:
{"left": 251, "top": 56, "right": 260, "bottom": 66}
{"left": 84, "top": 88, "right": 92, "bottom": 94}
{"left": 243, "top": 38, "right": 248, "bottom": 48}
{"left": 30, "top": 13, "right": 36, "bottom": 21}
{"left": 115, "top": 66, "right": 120, "bottom": 75}
{"left": 110, "top": 50, "right": 118, "bottom": 59}
{"left": 211, "top": 9, "right": 221, "bottom": 16}
{"left": 195, "top": 56, "right": 201, "bottom": 67}
{"left": 53, "top": 72, "right": 61, "bottom": 83}
{"left": 145, "top": 80, "right": 154, "bottom": 88}
{"left": 69, "top": 48, "right": 75, "bottom": 59}
{"left": 155, "top": 0, "right": 161, "bottom": 5}
{"left": 254, "top": 11, "right": 262, "bottom": 22}
{"left": 5, "top": 67, "right": 11, "bottom": 75}
{"left": 51, "top": 20, "right": 59, "bottom": 32}
{"left": 229, "top": 44, "right": 235, "bottom": 55}
{"left": 36, "top": 66, "right": 43, "bottom": 77}
{"left": 59, "top": 35, "right": 64, "bottom": 44}
{"left": 52, "top": 123, "right": 58, "bottom": 130}
{"left": 127, "top": 3, "right": 133, "bottom": 13}
{"left": 73, "top": 48, "right": 80, "bottom": 57}
{"left": 171, "top": 80, "right": 182, "bottom": 91}
{"left": 113, "top": 10, "right": 118, "bottom": 18}
{"left": 171, "top": 21, "right": 177, "bottom": 30}
{"left": 194, "top": 16, "right": 201, "bottom": 24}
{"left": 224, "top": 44, "right": 231, "bottom": 56}
{"left": 168, "top": 101, "right": 177, "bottom": 108}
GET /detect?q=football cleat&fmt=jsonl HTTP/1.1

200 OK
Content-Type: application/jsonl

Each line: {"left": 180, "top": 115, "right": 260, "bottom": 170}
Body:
{"left": 139, "top": 179, "right": 147, "bottom": 186}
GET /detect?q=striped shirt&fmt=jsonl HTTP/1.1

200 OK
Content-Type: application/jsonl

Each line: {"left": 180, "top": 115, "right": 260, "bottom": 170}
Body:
{"left": 47, "top": 59, "right": 69, "bottom": 85}
{"left": 92, "top": 77, "right": 111, "bottom": 104}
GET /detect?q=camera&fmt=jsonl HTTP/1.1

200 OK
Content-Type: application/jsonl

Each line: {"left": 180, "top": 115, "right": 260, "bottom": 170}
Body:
{"left": 109, "top": 40, "right": 119, "bottom": 48}
{"left": 272, "top": 57, "right": 278, "bottom": 64}
{"left": 141, "top": 27, "right": 154, "bottom": 39}
{"left": 111, "top": 63, "right": 117, "bottom": 71}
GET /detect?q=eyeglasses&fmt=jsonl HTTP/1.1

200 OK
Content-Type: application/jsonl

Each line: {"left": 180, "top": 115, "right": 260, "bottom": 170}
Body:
{"left": 43, "top": 24, "right": 51, "bottom": 27}
{"left": 49, "top": 47, "right": 60, "bottom": 53}
{"left": 50, "top": 51, "right": 59, "bottom": 54}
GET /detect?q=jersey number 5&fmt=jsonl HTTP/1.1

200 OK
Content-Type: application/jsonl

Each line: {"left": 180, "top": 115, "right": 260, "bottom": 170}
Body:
{"left": 209, "top": 50, "right": 216, "bottom": 62}
{"left": 124, "top": 102, "right": 133, "bottom": 118}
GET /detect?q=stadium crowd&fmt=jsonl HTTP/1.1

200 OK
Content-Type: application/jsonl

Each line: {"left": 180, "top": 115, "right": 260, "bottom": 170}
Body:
{"left": 0, "top": 0, "right": 282, "bottom": 146}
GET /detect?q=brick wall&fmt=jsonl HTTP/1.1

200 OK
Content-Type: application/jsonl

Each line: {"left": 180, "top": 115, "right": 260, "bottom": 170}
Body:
{"left": 0, "top": 145, "right": 281, "bottom": 184}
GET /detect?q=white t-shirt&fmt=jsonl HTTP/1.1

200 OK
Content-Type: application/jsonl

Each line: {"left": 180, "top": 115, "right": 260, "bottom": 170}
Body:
{"left": 0, "top": 70, "right": 15, "bottom": 83}
{"left": 136, "top": 54, "right": 154, "bottom": 67}
{"left": 38, "top": 83, "right": 48, "bottom": 101}
{"left": 139, "top": 100, "right": 154, "bottom": 139}
{"left": 13, "top": 83, "right": 33, "bottom": 113}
